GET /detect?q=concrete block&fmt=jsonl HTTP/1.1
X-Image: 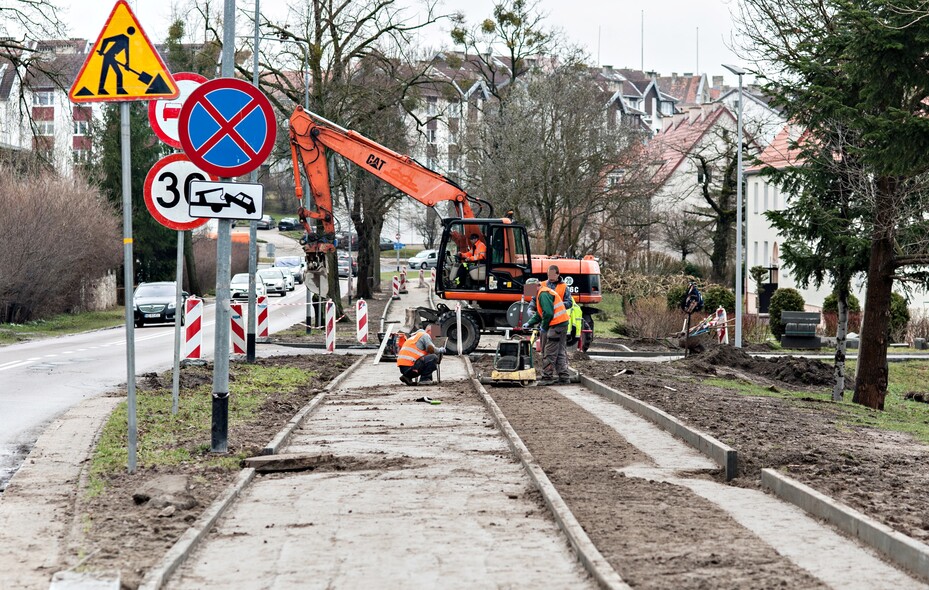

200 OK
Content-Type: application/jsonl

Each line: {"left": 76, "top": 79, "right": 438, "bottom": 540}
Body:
{"left": 49, "top": 571, "right": 120, "bottom": 590}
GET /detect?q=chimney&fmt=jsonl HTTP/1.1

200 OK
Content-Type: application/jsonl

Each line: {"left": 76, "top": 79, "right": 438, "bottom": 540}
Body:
{"left": 712, "top": 75, "right": 724, "bottom": 88}
{"left": 688, "top": 105, "right": 702, "bottom": 123}
{"left": 671, "top": 72, "right": 678, "bottom": 79}
{"left": 683, "top": 72, "right": 693, "bottom": 77}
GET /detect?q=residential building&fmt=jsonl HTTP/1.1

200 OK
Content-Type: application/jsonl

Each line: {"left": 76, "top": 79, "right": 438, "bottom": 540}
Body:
{"left": 717, "top": 87, "right": 785, "bottom": 148}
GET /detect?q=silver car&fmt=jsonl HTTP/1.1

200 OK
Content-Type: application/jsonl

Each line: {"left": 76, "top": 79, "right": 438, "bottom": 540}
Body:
{"left": 230, "top": 273, "right": 266, "bottom": 300}
{"left": 273, "top": 256, "right": 306, "bottom": 284}
{"left": 257, "top": 268, "right": 288, "bottom": 296}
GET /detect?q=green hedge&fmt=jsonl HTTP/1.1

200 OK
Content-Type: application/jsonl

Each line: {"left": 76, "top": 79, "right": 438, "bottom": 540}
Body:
{"left": 769, "top": 288, "right": 806, "bottom": 339}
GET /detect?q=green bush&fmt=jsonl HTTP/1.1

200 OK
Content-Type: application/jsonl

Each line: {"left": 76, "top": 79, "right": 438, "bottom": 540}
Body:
{"left": 822, "top": 292, "right": 861, "bottom": 314}
{"left": 704, "top": 285, "right": 736, "bottom": 313}
{"left": 890, "top": 292, "right": 910, "bottom": 342}
{"left": 666, "top": 284, "right": 689, "bottom": 311}
{"left": 769, "top": 288, "right": 806, "bottom": 339}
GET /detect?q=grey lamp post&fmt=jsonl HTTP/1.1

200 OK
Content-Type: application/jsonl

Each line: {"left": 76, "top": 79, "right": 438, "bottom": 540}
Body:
{"left": 722, "top": 63, "right": 746, "bottom": 348}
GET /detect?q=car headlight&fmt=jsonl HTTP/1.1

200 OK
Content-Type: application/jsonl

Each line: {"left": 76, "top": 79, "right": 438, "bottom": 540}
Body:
{"left": 167, "top": 301, "right": 176, "bottom": 309}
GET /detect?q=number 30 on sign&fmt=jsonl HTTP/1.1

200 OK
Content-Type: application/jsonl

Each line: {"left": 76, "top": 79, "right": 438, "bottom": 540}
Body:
{"left": 144, "top": 154, "right": 216, "bottom": 230}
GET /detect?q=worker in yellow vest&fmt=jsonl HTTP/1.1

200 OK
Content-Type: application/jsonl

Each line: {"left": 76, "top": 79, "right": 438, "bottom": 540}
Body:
{"left": 396, "top": 328, "right": 446, "bottom": 386}
{"left": 522, "top": 277, "right": 570, "bottom": 386}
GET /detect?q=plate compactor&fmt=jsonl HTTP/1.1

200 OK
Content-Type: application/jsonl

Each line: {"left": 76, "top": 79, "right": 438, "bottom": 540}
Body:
{"left": 480, "top": 330, "right": 538, "bottom": 387}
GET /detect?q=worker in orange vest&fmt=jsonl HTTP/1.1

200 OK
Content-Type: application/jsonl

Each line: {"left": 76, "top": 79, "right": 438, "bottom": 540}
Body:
{"left": 522, "top": 277, "right": 570, "bottom": 386}
{"left": 455, "top": 232, "right": 487, "bottom": 288}
{"left": 396, "top": 328, "right": 446, "bottom": 386}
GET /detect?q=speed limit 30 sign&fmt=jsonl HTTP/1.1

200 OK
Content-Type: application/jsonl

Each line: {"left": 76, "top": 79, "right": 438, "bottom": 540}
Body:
{"left": 144, "top": 154, "right": 216, "bottom": 230}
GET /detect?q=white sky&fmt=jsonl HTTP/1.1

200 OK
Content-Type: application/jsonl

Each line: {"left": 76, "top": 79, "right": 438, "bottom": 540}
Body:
{"left": 60, "top": 0, "right": 746, "bottom": 86}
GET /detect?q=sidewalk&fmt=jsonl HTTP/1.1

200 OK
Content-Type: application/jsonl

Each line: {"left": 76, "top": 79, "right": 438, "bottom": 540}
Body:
{"left": 166, "top": 356, "right": 593, "bottom": 589}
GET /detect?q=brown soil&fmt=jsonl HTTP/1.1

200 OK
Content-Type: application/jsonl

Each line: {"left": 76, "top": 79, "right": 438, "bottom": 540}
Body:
{"left": 270, "top": 294, "right": 389, "bottom": 344}
{"left": 490, "top": 387, "right": 824, "bottom": 589}
{"left": 576, "top": 357, "right": 929, "bottom": 544}
{"left": 71, "top": 355, "right": 353, "bottom": 590}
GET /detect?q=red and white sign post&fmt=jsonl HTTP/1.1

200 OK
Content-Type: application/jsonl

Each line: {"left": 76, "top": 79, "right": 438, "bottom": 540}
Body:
{"left": 716, "top": 307, "right": 729, "bottom": 345}
{"left": 325, "top": 299, "right": 336, "bottom": 353}
{"left": 184, "top": 297, "right": 203, "bottom": 359}
{"left": 356, "top": 299, "right": 368, "bottom": 344}
{"left": 230, "top": 303, "right": 246, "bottom": 355}
{"left": 257, "top": 296, "right": 269, "bottom": 338}
{"left": 391, "top": 275, "right": 401, "bottom": 300}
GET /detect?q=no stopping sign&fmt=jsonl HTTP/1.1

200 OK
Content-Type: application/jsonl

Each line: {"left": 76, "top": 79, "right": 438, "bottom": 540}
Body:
{"left": 144, "top": 154, "right": 216, "bottom": 230}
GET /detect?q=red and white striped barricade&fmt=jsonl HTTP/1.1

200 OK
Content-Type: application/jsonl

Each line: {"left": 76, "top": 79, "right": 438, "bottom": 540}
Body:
{"left": 418, "top": 268, "right": 425, "bottom": 287}
{"left": 716, "top": 307, "right": 729, "bottom": 344}
{"left": 430, "top": 267, "right": 436, "bottom": 284}
{"left": 230, "top": 303, "right": 246, "bottom": 355}
{"left": 399, "top": 268, "right": 408, "bottom": 294}
{"left": 257, "top": 296, "right": 269, "bottom": 338}
{"left": 356, "top": 299, "right": 368, "bottom": 344}
{"left": 184, "top": 297, "right": 203, "bottom": 359}
{"left": 325, "top": 299, "right": 336, "bottom": 353}
{"left": 391, "top": 275, "right": 401, "bottom": 300}
{"left": 455, "top": 301, "right": 463, "bottom": 355}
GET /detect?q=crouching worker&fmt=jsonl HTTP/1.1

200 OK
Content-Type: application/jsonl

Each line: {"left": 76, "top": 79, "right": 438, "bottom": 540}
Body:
{"left": 397, "top": 328, "right": 446, "bottom": 386}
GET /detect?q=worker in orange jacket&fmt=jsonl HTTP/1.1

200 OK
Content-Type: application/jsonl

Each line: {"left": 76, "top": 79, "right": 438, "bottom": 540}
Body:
{"left": 396, "top": 328, "right": 446, "bottom": 386}
{"left": 455, "top": 233, "right": 486, "bottom": 287}
{"left": 522, "top": 277, "right": 570, "bottom": 386}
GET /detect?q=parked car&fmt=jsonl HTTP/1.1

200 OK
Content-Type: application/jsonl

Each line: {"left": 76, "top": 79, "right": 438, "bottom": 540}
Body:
{"left": 133, "top": 282, "right": 187, "bottom": 328}
{"left": 337, "top": 253, "right": 358, "bottom": 277}
{"left": 273, "top": 256, "right": 306, "bottom": 284}
{"left": 256, "top": 214, "right": 274, "bottom": 230}
{"left": 379, "top": 237, "right": 395, "bottom": 251}
{"left": 336, "top": 231, "right": 359, "bottom": 250}
{"left": 280, "top": 269, "right": 295, "bottom": 291}
{"left": 408, "top": 249, "right": 438, "bottom": 270}
{"left": 278, "top": 217, "right": 301, "bottom": 231}
{"left": 230, "top": 273, "right": 266, "bottom": 300}
{"left": 257, "top": 268, "right": 288, "bottom": 296}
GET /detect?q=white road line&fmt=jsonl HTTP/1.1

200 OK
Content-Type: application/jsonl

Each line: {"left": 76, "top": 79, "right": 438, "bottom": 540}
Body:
{"left": 26, "top": 357, "right": 40, "bottom": 361}
{"left": 0, "top": 360, "right": 33, "bottom": 372}
{"left": 44, "top": 354, "right": 58, "bottom": 358}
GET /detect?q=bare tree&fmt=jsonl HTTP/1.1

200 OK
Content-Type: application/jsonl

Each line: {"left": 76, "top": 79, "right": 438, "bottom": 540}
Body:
{"left": 660, "top": 211, "right": 709, "bottom": 262}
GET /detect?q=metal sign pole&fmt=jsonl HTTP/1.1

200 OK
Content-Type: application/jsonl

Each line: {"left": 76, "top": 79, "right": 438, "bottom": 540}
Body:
{"left": 120, "top": 102, "right": 138, "bottom": 473}
{"left": 172, "top": 230, "right": 183, "bottom": 414}
{"left": 211, "top": 0, "right": 235, "bottom": 454}
{"left": 245, "top": 0, "right": 260, "bottom": 363}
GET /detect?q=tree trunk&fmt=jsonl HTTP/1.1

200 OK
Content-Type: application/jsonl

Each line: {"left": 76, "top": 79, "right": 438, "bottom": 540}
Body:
{"left": 183, "top": 230, "right": 201, "bottom": 295}
{"left": 854, "top": 179, "right": 896, "bottom": 409}
{"left": 326, "top": 250, "right": 343, "bottom": 317}
{"left": 709, "top": 209, "right": 734, "bottom": 283}
{"left": 832, "top": 281, "right": 849, "bottom": 402}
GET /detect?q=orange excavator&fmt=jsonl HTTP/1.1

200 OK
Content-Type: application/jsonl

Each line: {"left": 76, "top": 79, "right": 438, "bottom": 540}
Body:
{"left": 289, "top": 106, "right": 602, "bottom": 353}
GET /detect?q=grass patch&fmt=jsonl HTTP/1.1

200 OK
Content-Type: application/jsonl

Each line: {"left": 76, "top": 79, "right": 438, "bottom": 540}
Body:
{"left": 87, "top": 364, "right": 317, "bottom": 496}
{"left": 593, "top": 292, "right": 624, "bottom": 337}
{"left": 705, "top": 361, "right": 929, "bottom": 444}
{"left": 0, "top": 309, "right": 126, "bottom": 346}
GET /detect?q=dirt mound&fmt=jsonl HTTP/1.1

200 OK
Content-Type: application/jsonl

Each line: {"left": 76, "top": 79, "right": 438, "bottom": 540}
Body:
{"left": 685, "top": 346, "right": 835, "bottom": 387}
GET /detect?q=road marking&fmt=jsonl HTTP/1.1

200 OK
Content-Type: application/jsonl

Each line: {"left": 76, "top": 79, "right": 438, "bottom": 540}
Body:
{"left": 26, "top": 357, "right": 40, "bottom": 361}
{"left": 0, "top": 360, "right": 33, "bottom": 372}
{"left": 44, "top": 354, "right": 58, "bottom": 358}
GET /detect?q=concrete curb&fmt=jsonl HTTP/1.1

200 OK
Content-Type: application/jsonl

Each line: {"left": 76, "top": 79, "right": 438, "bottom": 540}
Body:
{"left": 138, "top": 468, "right": 255, "bottom": 590}
{"left": 379, "top": 293, "right": 394, "bottom": 334}
{"left": 761, "top": 468, "right": 929, "bottom": 582}
{"left": 466, "top": 359, "right": 630, "bottom": 590}
{"left": 579, "top": 374, "right": 738, "bottom": 480}
{"left": 261, "top": 354, "right": 367, "bottom": 455}
{"left": 138, "top": 356, "right": 367, "bottom": 589}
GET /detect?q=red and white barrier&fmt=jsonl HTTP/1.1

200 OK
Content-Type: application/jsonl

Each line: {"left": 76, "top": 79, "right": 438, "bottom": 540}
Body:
{"left": 399, "top": 268, "right": 408, "bottom": 294}
{"left": 418, "top": 268, "right": 425, "bottom": 287}
{"left": 184, "top": 297, "right": 203, "bottom": 359}
{"left": 455, "top": 301, "right": 462, "bottom": 355}
{"left": 230, "top": 303, "right": 246, "bottom": 354}
{"left": 716, "top": 307, "right": 729, "bottom": 344}
{"left": 325, "top": 299, "right": 336, "bottom": 353}
{"left": 257, "top": 295, "right": 269, "bottom": 338}
{"left": 356, "top": 299, "right": 368, "bottom": 344}
{"left": 391, "top": 275, "right": 400, "bottom": 300}
{"left": 430, "top": 267, "right": 436, "bottom": 284}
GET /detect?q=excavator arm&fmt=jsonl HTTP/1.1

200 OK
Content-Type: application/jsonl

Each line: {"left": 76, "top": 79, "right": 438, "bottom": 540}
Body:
{"left": 289, "top": 106, "right": 491, "bottom": 262}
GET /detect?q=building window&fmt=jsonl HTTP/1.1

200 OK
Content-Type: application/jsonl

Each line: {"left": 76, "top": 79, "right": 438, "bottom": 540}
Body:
{"left": 33, "top": 91, "right": 54, "bottom": 106}
{"left": 73, "top": 120, "right": 89, "bottom": 135}
{"left": 754, "top": 241, "right": 759, "bottom": 266}
{"left": 753, "top": 182, "right": 759, "bottom": 214}
{"left": 773, "top": 185, "right": 779, "bottom": 210}
{"left": 449, "top": 100, "right": 461, "bottom": 118}
{"left": 426, "top": 128, "right": 437, "bottom": 144}
{"left": 763, "top": 241, "right": 769, "bottom": 266}
{"left": 763, "top": 184, "right": 769, "bottom": 212}
{"left": 36, "top": 120, "right": 54, "bottom": 136}
{"left": 73, "top": 149, "right": 91, "bottom": 164}
{"left": 426, "top": 96, "right": 437, "bottom": 116}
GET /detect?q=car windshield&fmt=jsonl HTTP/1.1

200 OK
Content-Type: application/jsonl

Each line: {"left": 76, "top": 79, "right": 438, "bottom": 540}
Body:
{"left": 136, "top": 284, "right": 175, "bottom": 298}
{"left": 258, "top": 269, "right": 282, "bottom": 279}
{"left": 231, "top": 274, "right": 249, "bottom": 285}
{"left": 275, "top": 257, "right": 300, "bottom": 268}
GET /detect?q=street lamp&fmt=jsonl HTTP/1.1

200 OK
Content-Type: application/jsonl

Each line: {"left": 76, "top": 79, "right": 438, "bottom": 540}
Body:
{"left": 722, "top": 63, "right": 746, "bottom": 348}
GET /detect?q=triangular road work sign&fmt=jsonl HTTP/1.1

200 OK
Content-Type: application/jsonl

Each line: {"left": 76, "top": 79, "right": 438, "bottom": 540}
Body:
{"left": 69, "top": 0, "right": 179, "bottom": 102}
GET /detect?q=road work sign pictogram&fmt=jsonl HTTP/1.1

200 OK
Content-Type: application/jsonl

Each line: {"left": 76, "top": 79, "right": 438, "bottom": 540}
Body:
{"left": 69, "top": 0, "right": 178, "bottom": 102}
{"left": 178, "top": 78, "right": 276, "bottom": 178}
{"left": 188, "top": 179, "right": 265, "bottom": 221}
{"left": 149, "top": 72, "right": 209, "bottom": 148}
{"left": 144, "top": 154, "right": 215, "bottom": 231}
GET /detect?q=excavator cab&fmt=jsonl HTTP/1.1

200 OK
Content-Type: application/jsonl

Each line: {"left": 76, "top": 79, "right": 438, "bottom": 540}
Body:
{"left": 437, "top": 218, "right": 531, "bottom": 304}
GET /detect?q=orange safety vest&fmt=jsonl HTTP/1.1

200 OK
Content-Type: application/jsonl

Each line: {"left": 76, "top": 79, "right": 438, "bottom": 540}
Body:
{"left": 463, "top": 240, "right": 486, "bottom": 262}
{"left": 537, "top": 285, "right": 569, "bottom": 327}
{"left": 552, "top": 281, "right": 568, "bottom": 301}
{"left": 397, "top": 331, "right": 427, "bottom": 367}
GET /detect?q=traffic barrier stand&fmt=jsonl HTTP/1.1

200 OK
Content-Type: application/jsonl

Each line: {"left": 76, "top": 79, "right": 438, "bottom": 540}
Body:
{"left": 455, "top": 301, "right": 462, "bottom": 354}
{"left": 184, "top": 297, "right": 203, "bottom": 359}
{"left": 716, "top": 307, "right": 729, "bottom": 344}
{"left": 230, "top": 303, "right": 246, "bottom": 355}
{"left": 579, "top": 328, "right": 593, "bottom": 351}
{"left": 399, "top": 269, "right": 408, "bottom": 294}
{"left": 356, "top": 299, "right": 368, "bottom": 344}
{"left": 430, "top": 267, "right": 436, "bottom": 284}
{"left": 257, "top": 295, "right": 269, "bottom": 338}
{"left": 325, "top": 299, "right": 336, "bottom": 353}
{"left": 391, "top": 275, "right": 400, "bottom": 300}
{"left": 418, "top": 268, "right": 425, "bottom": 288}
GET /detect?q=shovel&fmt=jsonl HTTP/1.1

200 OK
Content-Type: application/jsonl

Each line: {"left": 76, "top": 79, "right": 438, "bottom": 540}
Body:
{"left": 97, "top": 51, "right": 153, "bottom": 84}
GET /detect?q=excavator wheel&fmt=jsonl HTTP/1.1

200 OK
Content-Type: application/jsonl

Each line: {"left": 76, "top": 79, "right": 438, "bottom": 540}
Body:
{"left": 438, "top": 310, "right": 481, "bottom": 355}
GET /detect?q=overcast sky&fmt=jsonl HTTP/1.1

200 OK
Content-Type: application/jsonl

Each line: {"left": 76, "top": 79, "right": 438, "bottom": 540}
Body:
{"left": 61, "top": 0, "right": 746, "bottom": 86}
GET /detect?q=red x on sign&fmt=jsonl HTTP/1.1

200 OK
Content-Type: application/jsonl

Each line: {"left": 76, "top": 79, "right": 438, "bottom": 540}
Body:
{"left": 178, "top": 78, "right": 276, "bottom": 178}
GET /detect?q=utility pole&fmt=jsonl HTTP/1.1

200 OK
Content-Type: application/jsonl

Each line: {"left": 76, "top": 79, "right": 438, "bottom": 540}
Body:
{"left": 246, "top": 0, "right": 260, "bottom": 363}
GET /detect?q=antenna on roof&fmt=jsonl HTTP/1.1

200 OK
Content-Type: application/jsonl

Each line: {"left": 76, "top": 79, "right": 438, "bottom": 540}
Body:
{"left": 640, "top": 11, "right": 644, "bottom": 72}
{"left": 597, "top": 26, "right": 601, "bottom": 66}
{"left": 696, "top": 27, "right": 699, "bottom": 74}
